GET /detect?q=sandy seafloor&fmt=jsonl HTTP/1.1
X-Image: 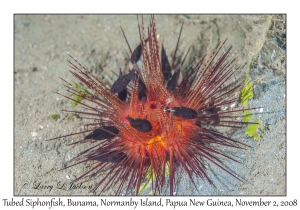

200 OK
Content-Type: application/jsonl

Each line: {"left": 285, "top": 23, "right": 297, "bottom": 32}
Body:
{"left": 14, "top": 14, "right": 286, "bottom": 196}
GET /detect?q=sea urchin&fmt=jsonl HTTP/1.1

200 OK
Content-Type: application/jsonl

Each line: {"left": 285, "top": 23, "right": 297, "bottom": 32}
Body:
{"left": 51, "top": 15, "right": 255, "bottom": 195}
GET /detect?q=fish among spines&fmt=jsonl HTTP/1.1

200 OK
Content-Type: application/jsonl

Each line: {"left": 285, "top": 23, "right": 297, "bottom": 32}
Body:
{"left": 111, "top": 69, "right": 135, "bottom": 94}
{"left": 161, "top": 44, "right": 172, "bottom": 81}
{"left": 126, "top": 116, "right": 152, "bottom": 132}
{"left": 85, "top": 126, "right": 120, "bottom": 140}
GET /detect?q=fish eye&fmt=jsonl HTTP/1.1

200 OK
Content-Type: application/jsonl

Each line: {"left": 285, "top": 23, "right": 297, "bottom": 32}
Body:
{"left": 114, "top": 85, "right": 122, "bottom": 92}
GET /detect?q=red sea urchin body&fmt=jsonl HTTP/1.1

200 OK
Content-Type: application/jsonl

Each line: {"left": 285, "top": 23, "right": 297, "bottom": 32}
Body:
{"left": 52, "top": 15, "right": 253, "bottom": 195}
